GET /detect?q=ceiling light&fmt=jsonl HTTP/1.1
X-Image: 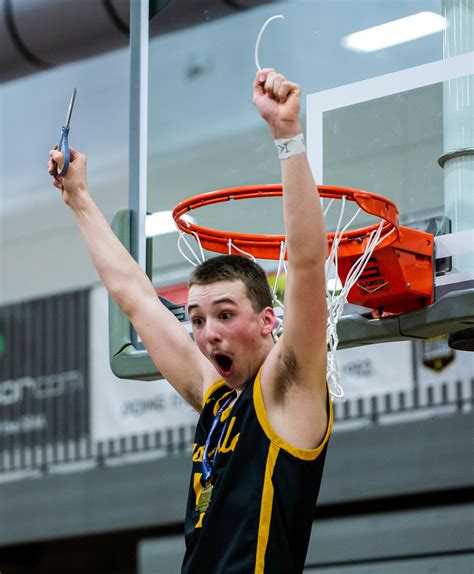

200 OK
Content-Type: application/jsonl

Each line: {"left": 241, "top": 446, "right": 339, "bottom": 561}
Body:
{"left": 145, "top": 210, "right": 195, "bottom": 237}
{"left": 342, "top": 12, "right": 446, "bottom": 53}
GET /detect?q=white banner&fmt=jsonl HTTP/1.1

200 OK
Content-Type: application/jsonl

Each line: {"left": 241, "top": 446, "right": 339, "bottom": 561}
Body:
{"left": 336, "top": 338, "right": 473, "bottom": 400}
{"left": 90, "top": 286, "right": 198, "bottom": 442}
{"left": 336, "top": 341, "right": 414, "bottom": 399}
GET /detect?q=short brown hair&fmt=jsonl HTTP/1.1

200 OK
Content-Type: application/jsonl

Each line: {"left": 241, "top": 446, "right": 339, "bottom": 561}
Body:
{"left": 188, "top": 255, "right": 273, "bottom": 312}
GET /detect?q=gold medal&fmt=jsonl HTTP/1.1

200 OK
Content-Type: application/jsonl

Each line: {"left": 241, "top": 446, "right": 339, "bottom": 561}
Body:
{"left": 196, "top": 481, "right": 213, "bottom": 512}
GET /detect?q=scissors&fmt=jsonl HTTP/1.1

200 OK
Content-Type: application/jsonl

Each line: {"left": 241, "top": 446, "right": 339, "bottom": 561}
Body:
{"left": 53, "top": 89, "right": 77, "bottom": 177}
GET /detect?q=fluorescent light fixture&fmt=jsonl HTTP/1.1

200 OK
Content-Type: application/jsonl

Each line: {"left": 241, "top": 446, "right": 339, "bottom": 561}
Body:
{"left": 145, "top": 210, "right": 195, "bottom": 237}
{"left": 342, "top": 12, "right": 446, "bottom": 53}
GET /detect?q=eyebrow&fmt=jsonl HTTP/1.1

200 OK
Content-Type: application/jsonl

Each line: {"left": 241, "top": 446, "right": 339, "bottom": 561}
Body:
{"left": 188, "top": 297, "right": 237, "bottom": 313}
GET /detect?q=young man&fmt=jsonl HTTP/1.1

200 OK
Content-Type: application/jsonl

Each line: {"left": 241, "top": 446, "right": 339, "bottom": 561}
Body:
{"left": 49, "top": 69, "right": 332, "bottom": 573}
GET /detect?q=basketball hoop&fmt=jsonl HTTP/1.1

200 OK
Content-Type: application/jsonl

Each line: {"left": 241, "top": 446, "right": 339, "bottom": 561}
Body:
{"left": 173, "top": 184, "right": 434, "bottom": 399}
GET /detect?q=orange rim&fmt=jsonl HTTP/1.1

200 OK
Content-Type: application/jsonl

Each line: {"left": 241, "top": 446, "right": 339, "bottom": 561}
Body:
{"left": 173, "top": 184, "right": 399, "bottom": 260}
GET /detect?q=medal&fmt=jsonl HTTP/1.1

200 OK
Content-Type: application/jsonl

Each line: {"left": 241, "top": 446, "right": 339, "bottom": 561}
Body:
{"left": 196, "top": 391, "right": 236, "bottom": 513}
{"left": 196, "top": 481, "right": 214, "bottom": 512}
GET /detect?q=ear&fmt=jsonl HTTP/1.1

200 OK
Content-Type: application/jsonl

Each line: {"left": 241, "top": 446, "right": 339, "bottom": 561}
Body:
{"left": 260, "top": 306, "right": 277, "bottom": 336}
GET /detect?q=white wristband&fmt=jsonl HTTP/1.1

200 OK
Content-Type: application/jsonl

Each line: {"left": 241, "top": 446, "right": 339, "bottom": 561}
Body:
{"left": 274, "top": 133, "right": 306, "bottom": 159}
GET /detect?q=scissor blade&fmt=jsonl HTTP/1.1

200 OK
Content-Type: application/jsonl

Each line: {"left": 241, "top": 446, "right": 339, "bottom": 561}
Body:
{"left": 64, "top": 88, "right": 77, "bottom": 127}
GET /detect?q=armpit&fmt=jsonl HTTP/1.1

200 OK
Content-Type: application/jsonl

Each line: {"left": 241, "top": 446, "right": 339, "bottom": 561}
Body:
{"left": 183, "top": 380, "right": 204, "bottom": 413}
{"left": 274, "top": 346, "right": 300, "bottom": 403}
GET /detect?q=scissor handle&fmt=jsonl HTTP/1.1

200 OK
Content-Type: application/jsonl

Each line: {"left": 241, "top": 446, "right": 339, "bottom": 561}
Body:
{"left": 53, "top": 125, "right": 71, "bottom": 177}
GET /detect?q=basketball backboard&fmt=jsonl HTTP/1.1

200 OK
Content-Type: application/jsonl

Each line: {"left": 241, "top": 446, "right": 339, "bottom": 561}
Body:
{"left": 306, "top": 51, "right": 474, "bottom": 349}
{"left": 110, "top": 0, "right": 473, "bottom": 380}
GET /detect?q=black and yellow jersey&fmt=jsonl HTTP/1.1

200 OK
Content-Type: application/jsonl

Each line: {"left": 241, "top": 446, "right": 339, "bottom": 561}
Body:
{"left": 182, "top": 367, "right": 333, "bottom": 574}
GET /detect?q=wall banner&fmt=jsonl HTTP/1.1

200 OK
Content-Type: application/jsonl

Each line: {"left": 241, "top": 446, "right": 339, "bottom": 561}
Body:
{"left": 0, "top": 291, "right": 89, "bottom": 445}
{"left": 335, "top": 341, "right": 414, "bottom": 399}
{"left": 414, "top": 336, "right": 473, "bottom": 390}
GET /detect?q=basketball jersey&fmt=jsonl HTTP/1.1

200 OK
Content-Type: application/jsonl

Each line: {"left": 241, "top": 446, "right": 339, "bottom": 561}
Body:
{"left": 182, "top": 367, "right": 333, "bottom": 574}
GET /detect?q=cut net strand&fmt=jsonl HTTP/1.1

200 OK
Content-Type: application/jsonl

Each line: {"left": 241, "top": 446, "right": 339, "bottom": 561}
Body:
{"left": 255, "top": 15, "right": 285, "bottom": 71}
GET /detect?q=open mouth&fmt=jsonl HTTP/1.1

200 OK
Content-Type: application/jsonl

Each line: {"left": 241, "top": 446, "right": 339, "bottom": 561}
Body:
{"left": 213, "top": 354, "right": 233, "bottom": 376}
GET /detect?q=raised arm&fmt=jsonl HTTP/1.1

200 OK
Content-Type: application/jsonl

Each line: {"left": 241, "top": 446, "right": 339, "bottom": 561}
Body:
{"left": 253, "top": 70, "right": 329, "bottom": 449}
{"left": 48, "top": 148, "right": 218, "bottom": 411}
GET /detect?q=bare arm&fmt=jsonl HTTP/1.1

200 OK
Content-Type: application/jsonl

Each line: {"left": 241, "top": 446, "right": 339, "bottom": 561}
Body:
{"left": 48, "top": 148, "right": 218, "bottom": 411}
{"left": 253, "top": 70, "right": 329, "bottom": 449}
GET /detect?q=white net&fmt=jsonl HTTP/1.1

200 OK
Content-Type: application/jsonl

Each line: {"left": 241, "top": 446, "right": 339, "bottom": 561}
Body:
{"left": 176, "top": 195, "right": 396, "bottom": 400}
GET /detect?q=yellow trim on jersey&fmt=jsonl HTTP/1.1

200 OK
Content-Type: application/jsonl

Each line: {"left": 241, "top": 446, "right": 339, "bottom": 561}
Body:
{"left": 212, "top": 390, "right": 235, "bottom": 417}
{"left": 253, "top": 367, "right": 333, "bottom": 461}
{"left": 193, "top": 472, "right": 206, "bottom": 529}
{"left": 196, "top": 512, "right": 205, "bottom": 528}
{"left": 193, "top": 472, "right": 203, "bottom": 505}
{"left": 202, "top": 378, "right": 226, "bottom": 408}
{"left": 254, "top": 442, "right": 279, "bottom": 573}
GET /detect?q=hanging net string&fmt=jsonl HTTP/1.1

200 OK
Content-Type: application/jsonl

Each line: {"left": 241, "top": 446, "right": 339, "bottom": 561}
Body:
{"left": 177, "top": 228, "right": 206, "bottom": 267}
{"left": 326, "top": 220, "right": 388, "bottom": 400}
{"left": 228, "top": 238, "right": 257, "bottom": 261}
{"left": 255, "top": 15, "right": 285, "bottom": 71}
{"left": 272, "top": 241, "right": 287, "bottom": 310}
{"left": 265, "top": 197, "right": 395, "bottom": 401}
{"left": 271, "top": 241, "right": 287, "bottom": 339}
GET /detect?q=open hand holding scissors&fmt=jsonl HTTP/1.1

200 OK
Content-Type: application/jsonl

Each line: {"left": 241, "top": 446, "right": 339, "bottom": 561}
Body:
{"left": 52, "top": 89, "right": 77, "bottom": 177}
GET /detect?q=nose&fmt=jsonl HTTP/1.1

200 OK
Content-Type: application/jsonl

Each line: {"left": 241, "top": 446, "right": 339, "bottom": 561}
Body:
{"left": 204, "top": 319, "right": 222, "bottom": 344}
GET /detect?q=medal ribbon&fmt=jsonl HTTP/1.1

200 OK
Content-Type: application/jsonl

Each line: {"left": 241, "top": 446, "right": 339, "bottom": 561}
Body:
{"left": 202, "top": 391, "right": 236, "bottom": 483}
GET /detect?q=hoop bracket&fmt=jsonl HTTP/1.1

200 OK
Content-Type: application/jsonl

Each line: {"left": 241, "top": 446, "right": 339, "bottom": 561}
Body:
{"left": 338, "top": 226, "right": 434, "bottom": 317}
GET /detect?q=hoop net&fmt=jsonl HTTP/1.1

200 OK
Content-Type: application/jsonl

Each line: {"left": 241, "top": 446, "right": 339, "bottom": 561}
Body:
{"left": 173, "top": 185, "right": 400, "bottom": 400}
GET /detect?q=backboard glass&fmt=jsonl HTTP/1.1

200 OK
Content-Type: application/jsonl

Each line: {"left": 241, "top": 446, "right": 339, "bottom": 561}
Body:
{"left": 110, "top": 0, "right": 473, "bottom": 380}
{"left": 307, "top": 52, "right": 474, "bottom": 301}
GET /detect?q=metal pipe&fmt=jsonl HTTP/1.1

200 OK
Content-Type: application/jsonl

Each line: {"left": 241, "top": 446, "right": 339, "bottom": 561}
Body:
{"left": 0, "top": 0, "right": 130, "bottom": 83}
{"left": 442, "top": 0, "right": 474, "bottom": 351}
{"left": 441, "top": 0, "right": 474, "bottom": 277}
{"left": 0, "top": 0, "right": 268, "bottom": 84}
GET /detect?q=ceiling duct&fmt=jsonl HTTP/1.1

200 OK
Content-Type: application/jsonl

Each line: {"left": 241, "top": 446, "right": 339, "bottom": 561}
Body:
{"left": 0, "top": 0, "right": 273, "bottom": 84}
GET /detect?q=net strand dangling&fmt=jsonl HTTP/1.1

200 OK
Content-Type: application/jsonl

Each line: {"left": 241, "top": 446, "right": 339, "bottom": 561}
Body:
{"left": 271, "top": 241, "right": 287, "bottom": 339}
{"left": 177, "top": 229, "right": 206, "bottom": 267}
{"left": 228, "top": 239, "right": 257, "bottom": 262}
{"left": 325, "top": 218, "right": 389, "bottom": 400}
